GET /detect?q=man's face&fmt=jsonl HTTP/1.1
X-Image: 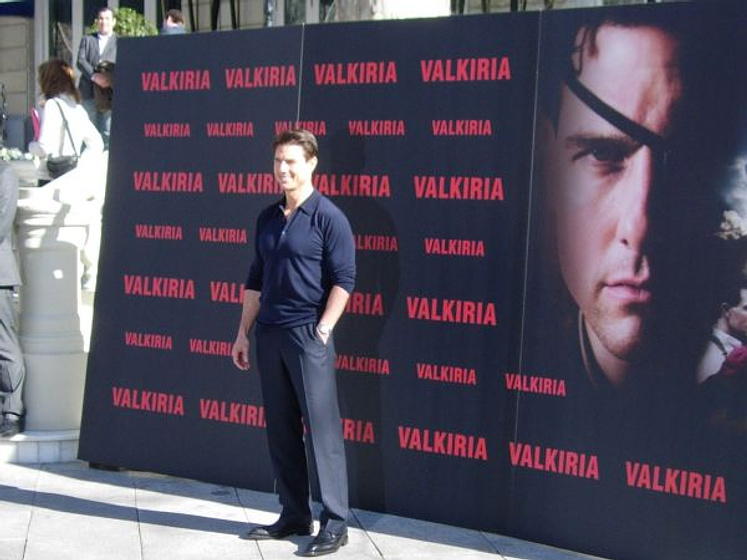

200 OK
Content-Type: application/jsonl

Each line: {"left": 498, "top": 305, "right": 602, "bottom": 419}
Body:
{"left": 98, "top": 10, "right": 115, "bottom": 35}
{"left": 725, "top": 289, "right": 747, "bottom": 341}
{"left": 547, "top": 24, "right": 683, "bottom": 363}
{"left": 273, "top": 143, "right": 317, "bottom": 195}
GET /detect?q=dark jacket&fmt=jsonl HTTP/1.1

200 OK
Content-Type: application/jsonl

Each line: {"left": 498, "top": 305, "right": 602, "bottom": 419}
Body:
{"left": 76, "top": 33, "right": 117, "bottom": 100}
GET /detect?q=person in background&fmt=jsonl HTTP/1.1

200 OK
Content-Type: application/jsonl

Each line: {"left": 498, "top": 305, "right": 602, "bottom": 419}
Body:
{"left": 77, "top": 6, "right": 117, "bottom": 148}
{"left": 698, "top": 282, "right": 747, "bottom": 383}
{"left": 28, "top": 59, "right": 104, "bottom": 163}
{"left": 29, "top": 59, "right": 105, "bottom": 291}
{"left": 161, "top": 9, "right": 186, "bottom": 35}
{"left": 0, "top": 162, "right": 25, "bottom": 438}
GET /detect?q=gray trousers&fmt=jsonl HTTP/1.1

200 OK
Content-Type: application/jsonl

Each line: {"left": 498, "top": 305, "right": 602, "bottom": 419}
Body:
{"left": 0, "top": 288, "right": 25, "bottom": 417}
{"left": 256, "top": 323, "right": 348, "bottom": 532}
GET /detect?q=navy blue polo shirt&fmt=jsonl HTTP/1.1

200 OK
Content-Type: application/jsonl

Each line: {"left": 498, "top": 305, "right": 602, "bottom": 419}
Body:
{"left": 245, "top": 189, "right": 356, "bottom": 328}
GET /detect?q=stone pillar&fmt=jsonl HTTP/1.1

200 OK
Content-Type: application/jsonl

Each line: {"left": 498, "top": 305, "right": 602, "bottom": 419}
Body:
{"left": 14, "top": 185, "right": 94, "bottom": 431}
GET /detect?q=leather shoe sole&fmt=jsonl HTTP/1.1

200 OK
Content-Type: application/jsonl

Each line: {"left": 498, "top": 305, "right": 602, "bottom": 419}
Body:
{"left": 241, "top": 523, "right": 313, "bottom": 540}
{"left": 300, "top": 531, "right": 348, "bottom": 556}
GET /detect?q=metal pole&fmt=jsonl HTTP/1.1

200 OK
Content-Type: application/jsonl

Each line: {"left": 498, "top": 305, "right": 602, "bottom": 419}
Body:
{"left": 230, "top": 0, "right": 238, "bottom": 29}
{"left": 265, "top": 0, "right": 275, "bottom": 27}
{"left": 187, "top": 0, "right": 197, "bottom": 32}
{"left": 210, "top": 0, "right": 220, "bottom": 30}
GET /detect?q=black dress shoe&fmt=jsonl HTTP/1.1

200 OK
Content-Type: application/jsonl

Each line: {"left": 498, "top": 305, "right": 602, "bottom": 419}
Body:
{"left": 0, "top": 415, "right": 23, "bottom": 438}
{"left": 88, "top": 462, "right": 125, "bottom": 472}
{"left": 301, "top": 529, "right": 349, "bottom": 556}
{"left": 241, "top": 518, "right": 313, "bottom": 540}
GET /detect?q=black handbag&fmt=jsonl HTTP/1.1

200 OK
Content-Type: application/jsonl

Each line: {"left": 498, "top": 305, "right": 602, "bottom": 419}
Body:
{"left": 46, "top": 100, "right": 79, "bottom": 178}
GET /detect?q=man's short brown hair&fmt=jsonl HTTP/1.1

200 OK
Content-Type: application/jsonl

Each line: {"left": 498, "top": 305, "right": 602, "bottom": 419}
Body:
{"left": 166, "top": 9, "right": 184, "bottom": 25}
{"left": 97, "top": 6, "right": 115, "bottom": 19}
{"left": 273, "top": 129, "right": 319, "bottom": 161}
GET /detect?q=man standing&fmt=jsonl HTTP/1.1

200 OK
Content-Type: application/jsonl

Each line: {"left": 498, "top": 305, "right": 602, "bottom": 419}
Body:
{"left": 77, "top": 6, "right": 117, "bottom": 149}
{"left": 232, "top": 129, "right": 355, "bottom": 557}
{"left": 0, "top": 163, "right": 25, "bottom": 438}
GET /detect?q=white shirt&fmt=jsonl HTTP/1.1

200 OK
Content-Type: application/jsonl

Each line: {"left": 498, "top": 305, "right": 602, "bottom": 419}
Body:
{"left": 98, "top": 33, "right": 112, "bottom": 56}
{"left": 697, "top": 328, "right": 742, "bottom": 383}
{"left": 28, "top": 94, "right": 104, "bottom": 159}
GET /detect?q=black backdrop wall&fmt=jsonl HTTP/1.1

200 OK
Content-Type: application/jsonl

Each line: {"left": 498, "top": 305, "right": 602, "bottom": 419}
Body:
{"left": 79, "top": 4, "right": 747, "bottom": 560}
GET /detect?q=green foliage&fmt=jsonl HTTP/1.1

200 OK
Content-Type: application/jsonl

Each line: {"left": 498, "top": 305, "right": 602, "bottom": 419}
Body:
{"left": 87, "top": 7, "right": 157, "bottom": 37}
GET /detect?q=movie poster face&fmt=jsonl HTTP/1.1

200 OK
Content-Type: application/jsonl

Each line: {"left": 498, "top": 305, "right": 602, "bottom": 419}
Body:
{"left": 514, "top": 4, "right": 747, "bottom": 559}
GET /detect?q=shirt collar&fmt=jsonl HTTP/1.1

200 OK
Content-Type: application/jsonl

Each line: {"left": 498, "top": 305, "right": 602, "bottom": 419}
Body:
{"left": 277, "top": 188, "right": 320, "bottom": 216}
{"left": 712, "top": 328, "right": 742, "bottom": 352}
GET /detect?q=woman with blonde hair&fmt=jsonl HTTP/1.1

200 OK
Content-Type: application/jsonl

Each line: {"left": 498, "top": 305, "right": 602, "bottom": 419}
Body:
{"left": 29, "top": 59, "right": 103, "bottom": 164}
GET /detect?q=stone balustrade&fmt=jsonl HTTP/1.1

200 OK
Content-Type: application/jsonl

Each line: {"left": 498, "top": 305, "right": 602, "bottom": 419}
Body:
{"left": 0, "top": 156, "right": 105, "bottom": 463}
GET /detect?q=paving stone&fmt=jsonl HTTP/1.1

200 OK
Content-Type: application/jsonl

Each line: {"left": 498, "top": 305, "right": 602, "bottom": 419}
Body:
{"left": 0, "top": 537, "right": 26, "bottom": 560}
{"left": 0, "top": 460, "right": 608, "bottom": 560}
{"left": 354, "top": 509, "right": 498, "bottom": 558}
{"left": 483, "top": 534, "right": 607, "bottom": 560}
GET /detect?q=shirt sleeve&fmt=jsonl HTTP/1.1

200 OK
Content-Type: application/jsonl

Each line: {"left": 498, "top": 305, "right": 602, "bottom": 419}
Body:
{"left": 0, "top": 165, "right": 19, "bottom": 245}
{"left": 323, "top": 207, "right": 356, "bottom": 294}
{"left": 77, "top": 36, "right": 96, "bottom": 79}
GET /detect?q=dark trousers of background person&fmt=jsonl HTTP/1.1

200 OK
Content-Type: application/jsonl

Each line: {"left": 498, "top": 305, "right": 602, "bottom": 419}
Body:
{"left": 256, "top": 323, "right": 348, "bottom": 533}
{"left": 0, "top": 288, "right": 25, "bottom": 419}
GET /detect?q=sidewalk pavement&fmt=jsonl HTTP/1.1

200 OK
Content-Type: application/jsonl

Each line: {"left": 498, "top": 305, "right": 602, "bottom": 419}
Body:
{"left": 0, "top": 460, "right": 607, "bottom": 560}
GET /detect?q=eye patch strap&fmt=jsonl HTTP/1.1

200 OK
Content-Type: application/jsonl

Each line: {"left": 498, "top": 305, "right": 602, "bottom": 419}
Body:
{"left": 563, "top": 65, "right": 669, "bottom": 154}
